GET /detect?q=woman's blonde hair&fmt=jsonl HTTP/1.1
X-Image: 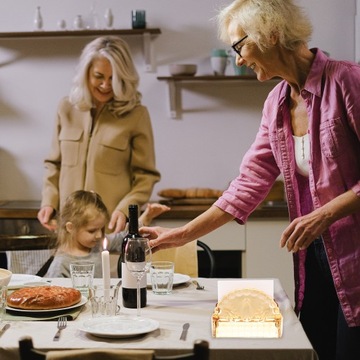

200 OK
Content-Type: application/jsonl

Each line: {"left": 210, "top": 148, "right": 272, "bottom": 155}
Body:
{"left": 56, "top": 190, "right": 110, "bottom": 248}
{"left": 217, "top": 0, "right": 312, "bottom": 52}
{"left": 69, "top": 36, "right": 141, "bottom": 116}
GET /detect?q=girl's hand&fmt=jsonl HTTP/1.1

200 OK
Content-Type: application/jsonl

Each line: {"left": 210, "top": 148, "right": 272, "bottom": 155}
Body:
{"left": 108, "top": 210, "right": 127, "bottom": 233}
{"left": 37, "top": 206, "right": 57, "bottom": 231}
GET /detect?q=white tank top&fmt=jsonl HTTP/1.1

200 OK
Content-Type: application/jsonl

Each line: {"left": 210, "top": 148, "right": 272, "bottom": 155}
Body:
{"left": 293, "top": 133, "right": 310, "bottom": 177}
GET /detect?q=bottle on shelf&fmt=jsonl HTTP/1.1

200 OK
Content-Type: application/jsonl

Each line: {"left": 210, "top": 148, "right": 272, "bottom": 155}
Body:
{"left": 121, "top": 204, "right": 147, "bottom": 308}
{"left": 73, "top": 15, "right": 84, "bottom": 30}
{"left": 33, "top": 6, "right": 43, "bottom": 31}
{"left": 104, "top": 8, "right": 114, "bottom": 29}
{"left": 85, "top": 2, "right": 99, "bottom": 30}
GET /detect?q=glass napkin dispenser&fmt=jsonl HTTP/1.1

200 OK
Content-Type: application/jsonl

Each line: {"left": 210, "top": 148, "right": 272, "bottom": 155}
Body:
{"left": 211, "top": 287, "right": 283, "bottom": 338}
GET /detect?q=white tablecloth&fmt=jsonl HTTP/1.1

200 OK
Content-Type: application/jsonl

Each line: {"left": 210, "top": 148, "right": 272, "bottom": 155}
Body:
{"left": 0, "top": 277, "right": 318, "bottom": 360}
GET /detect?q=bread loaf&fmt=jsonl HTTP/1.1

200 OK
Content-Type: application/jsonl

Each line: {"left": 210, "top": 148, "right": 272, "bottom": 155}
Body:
{"left": 7, "top": 285, "right": 82, "bottom": 310}
{"left": 158, "top": 187, "right": 223, "bottom": 199}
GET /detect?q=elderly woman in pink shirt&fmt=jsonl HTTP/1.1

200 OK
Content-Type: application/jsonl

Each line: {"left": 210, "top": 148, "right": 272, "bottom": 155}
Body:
{"left": 142, "top": 1, "right": 360, "bottom": 359}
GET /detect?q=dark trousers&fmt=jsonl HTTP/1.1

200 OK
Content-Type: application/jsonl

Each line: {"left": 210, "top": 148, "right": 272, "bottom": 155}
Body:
{"left": 300, "top": 239, "right": 360, "bottom": 360}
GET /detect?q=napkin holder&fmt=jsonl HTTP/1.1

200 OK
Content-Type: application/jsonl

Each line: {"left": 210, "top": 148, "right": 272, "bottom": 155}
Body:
{"left": 211, "top": 287, "right": 283, "bottom": 338}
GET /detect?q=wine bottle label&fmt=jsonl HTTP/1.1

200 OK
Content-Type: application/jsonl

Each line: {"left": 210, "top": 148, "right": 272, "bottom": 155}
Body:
{"left": 121, "top": 262, "right": 146, "bottom": 288}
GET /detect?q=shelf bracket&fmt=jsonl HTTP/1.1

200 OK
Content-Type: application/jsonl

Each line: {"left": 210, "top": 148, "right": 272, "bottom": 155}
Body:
{"left": 143, "top": 32, "right": 154, "bottom": 72}
{"left": 166, "top": 79, "right": 181, "bottom": 119}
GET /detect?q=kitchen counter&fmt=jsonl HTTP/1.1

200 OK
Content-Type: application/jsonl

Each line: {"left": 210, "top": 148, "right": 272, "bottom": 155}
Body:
{"left": 0, "top": 200, "right": 289, "bottom": 220}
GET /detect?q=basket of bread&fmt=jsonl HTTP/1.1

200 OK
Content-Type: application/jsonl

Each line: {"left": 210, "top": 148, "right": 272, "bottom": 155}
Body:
{"left": 158, "top": 187, "right": 223, "bottom": 205}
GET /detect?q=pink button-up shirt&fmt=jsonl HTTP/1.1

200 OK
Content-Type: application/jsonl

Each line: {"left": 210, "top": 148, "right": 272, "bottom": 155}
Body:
{"left": 215, "top": 49, "right": 360, "bottom": 326}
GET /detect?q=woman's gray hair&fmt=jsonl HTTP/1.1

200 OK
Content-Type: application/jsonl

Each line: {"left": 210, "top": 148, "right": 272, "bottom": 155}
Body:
{"left": 217, "top": 0, "right": 313, "bottom": 52}
{"left": 69, "top": 36, "right": 141, "bottom": 116}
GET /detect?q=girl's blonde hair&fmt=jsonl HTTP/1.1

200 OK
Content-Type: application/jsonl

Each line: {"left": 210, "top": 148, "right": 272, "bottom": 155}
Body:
{"left": 217, "top": 0, "right": 312, "bottom": 52}
{"left": 56, "top": 190, "right": 110, "bottom": 248}
{"left": 69, "top": 36, "right": 141, "bottom": 116}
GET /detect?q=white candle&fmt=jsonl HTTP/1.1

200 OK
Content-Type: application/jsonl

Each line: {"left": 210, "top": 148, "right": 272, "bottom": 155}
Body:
{"left": 102, "top": 238, "right": 111, "bottom": 301}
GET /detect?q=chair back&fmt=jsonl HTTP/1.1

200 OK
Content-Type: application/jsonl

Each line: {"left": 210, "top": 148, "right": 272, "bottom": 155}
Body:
{"left": 19, "top": 336, "right": 210, "bottom": 360}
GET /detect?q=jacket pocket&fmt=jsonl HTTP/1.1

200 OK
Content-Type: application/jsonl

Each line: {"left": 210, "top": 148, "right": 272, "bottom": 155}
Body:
{"left": 59, "top": 128, "right": 83, "bottom": 166}
{"left": 95, "top": 134, "right": 130, "bottom": 175}
{"left": 319, "top": 117, "right": 346, "bottom": 158}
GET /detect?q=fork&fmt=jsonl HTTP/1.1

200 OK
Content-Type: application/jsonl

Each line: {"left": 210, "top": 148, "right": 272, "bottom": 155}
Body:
{"left": 53, "top": 316, "right": 67, "bottom": 341}
{"left": 192, "top": 280, "right": 204, "bottom": 290}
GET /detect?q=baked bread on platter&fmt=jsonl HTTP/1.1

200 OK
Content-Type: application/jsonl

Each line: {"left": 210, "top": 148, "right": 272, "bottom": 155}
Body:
{"left": 7, "top": 285, "right": 81, "bottom": 310}
{"left": 158, "top": 187, "right": 223, "bottom": 199}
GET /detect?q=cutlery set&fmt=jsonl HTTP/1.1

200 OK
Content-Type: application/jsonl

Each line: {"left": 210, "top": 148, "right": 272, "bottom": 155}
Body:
{"left": 192, "top": 280, "right": 205, "bottom": 290}
{"left": 53, "top": 316, "right": 67, "bottom": 341}
{"left": 0, "top": 323, "right": 10, "bottom": 337}
{"left": 180, "top": 322, "right": 190, "bottom": 341}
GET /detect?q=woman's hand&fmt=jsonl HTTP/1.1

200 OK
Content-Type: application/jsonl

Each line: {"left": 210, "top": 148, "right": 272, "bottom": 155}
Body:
{"left": 280, "top": 209, "right": 331, "bottom": 252}
{"left": 280, "top": 189, "right": 360, "bottom": 252}
{"left": 140, "top": 226, "right": 188, "bottom": 253}
{"left": 37, "top": 206, "right": 57, "bottom": 231}
{"left": 108, "top": 210, "right": 127, "bottom": 233}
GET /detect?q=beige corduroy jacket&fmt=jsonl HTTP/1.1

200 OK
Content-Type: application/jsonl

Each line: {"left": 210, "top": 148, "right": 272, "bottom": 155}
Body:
{"left": 40, "top": 97, "right": 161, "bottom": 215}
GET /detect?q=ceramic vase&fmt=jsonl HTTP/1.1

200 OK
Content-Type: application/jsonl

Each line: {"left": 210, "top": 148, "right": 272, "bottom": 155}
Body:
{"left": 33, "top": 6, "right": 43, "bottom": 31}
{"left": 104, "top": 8, "right": 114, "bottom": 29}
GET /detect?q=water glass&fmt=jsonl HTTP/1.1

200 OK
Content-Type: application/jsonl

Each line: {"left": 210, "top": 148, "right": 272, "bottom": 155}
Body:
{"left": 150, "top": 261, "right": 174, "bottom": 295}
{"left": 90, "top": 284, "right": 120, "bottom": 317}
{"left": 70, "top": 261, "right": 95, "bottom": 298}
{"left": 0, "top": 286, "right": 7, "bottom": 323}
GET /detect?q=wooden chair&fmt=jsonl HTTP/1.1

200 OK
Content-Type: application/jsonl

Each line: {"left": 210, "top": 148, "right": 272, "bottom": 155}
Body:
{"left": 18, "top": 336, "right": 210, "bottom": 360}
{"left": 117, "top": 240, "right": 216, "bottom": 278}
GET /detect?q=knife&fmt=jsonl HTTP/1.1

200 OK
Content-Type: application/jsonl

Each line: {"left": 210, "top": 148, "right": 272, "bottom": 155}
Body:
{"left": 0, "top": 323, "right": 10, "bottom": 337}
{"left": 180, "top": 322, "right": 190, "bottom": 340}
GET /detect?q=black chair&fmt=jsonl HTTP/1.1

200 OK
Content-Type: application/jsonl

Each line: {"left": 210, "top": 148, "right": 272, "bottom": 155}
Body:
{"left": 19, "top": 336, "right": 210, "bottom": 360}
{"left": 197, "top": 240, "right": 216, "bottom": 278}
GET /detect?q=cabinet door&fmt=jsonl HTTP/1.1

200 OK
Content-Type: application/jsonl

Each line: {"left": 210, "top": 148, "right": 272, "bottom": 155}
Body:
{"left": 244, "top": 220, "right": 294, "bottom": 305}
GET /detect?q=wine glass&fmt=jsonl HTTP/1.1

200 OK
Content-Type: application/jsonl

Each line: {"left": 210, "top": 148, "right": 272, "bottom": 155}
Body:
{"left": 124, "top": 237, "right": 152, "bottom": 316}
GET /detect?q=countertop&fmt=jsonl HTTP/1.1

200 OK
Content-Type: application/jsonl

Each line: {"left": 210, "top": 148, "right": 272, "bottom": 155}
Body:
{"left": 0, "top": 200, "right": 289, "bottom": 220}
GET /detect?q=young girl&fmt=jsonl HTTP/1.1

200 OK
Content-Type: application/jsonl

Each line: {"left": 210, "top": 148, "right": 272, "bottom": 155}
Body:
{"left": 45, "top": 190, "right": 169, "bottom": 278}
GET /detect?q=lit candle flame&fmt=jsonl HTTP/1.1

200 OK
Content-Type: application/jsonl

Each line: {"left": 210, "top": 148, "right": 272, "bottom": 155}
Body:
{"left": 102, "top": 237, "right": 108, "bottom": 251}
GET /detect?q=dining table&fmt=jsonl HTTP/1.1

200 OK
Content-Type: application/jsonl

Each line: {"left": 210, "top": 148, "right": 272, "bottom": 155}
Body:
{"left": 0, "top": 276, "right": 318, "bottom": 360}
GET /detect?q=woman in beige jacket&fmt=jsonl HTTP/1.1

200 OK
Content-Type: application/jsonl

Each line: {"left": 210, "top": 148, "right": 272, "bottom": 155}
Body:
{"left": 5, "top": 36, "right": 161, "bottom": 275}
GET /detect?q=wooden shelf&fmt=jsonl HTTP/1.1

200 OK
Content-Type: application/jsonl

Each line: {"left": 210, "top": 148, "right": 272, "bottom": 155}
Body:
{"left": 0, "top": 28, "right": 161, "bottom": 39}
{"left": 0, "top": 28, "right": 162, "bottom": 72}
{"left": 157, "top": 75, "right": 257, "bottom": 81}
{"left": 157, "top": 75, "right": 280, "bottom": 118}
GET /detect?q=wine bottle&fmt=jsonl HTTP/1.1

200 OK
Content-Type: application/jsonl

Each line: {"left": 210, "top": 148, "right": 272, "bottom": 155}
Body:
{"left": 121, "top": 204, "right": 147, "bottom": 308}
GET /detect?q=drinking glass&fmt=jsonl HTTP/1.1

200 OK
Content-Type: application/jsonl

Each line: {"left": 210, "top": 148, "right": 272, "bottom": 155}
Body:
{"left": 124, "top": 237, "right": 152, "bottom": 316}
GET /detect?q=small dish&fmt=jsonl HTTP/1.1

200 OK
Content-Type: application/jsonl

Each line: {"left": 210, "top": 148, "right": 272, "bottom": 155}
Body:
{"left": 7, "top": 274, "right": 49, "bottom": 289}
{"left": 169, "top": 64, "right": 197, "bottom": 76}
{"left": 0, "top": 268, "right": 12, "bottom": 287}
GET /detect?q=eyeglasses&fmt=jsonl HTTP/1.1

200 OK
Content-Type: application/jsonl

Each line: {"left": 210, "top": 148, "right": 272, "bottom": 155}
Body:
{"left": 232, "top": 35, "right": 248, "bottom": 57}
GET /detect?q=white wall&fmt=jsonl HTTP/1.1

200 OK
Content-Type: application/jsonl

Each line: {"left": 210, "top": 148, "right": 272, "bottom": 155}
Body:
{"left": 0, "top": 0, "right": 356, "bottom": 201}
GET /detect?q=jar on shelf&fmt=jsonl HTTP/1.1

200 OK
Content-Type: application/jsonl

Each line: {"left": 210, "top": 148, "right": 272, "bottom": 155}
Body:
{"left": 73, "top": 15, "right": 84, "bottom": 30}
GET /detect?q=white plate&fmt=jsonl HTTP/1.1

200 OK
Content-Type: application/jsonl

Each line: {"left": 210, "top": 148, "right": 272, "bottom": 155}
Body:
{"left": 79, "top": 316, "right": 159, "bottom": 338}
{"left": 6, "top": 295, "right": 87, "bottom": 313}
{"left": 146, "top": 273, "right": 191, "bottom": 287}
{"left": 7, "top": 274, "right": 49, "bottom": 289}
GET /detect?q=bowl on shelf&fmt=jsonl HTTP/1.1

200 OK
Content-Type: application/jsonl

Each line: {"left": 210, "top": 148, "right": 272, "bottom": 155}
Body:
{"left": 0, "top": 268, "right": 12, "bottom": 286}
{"left": 169, "top": 64, "right": 197, "bottom": 76}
